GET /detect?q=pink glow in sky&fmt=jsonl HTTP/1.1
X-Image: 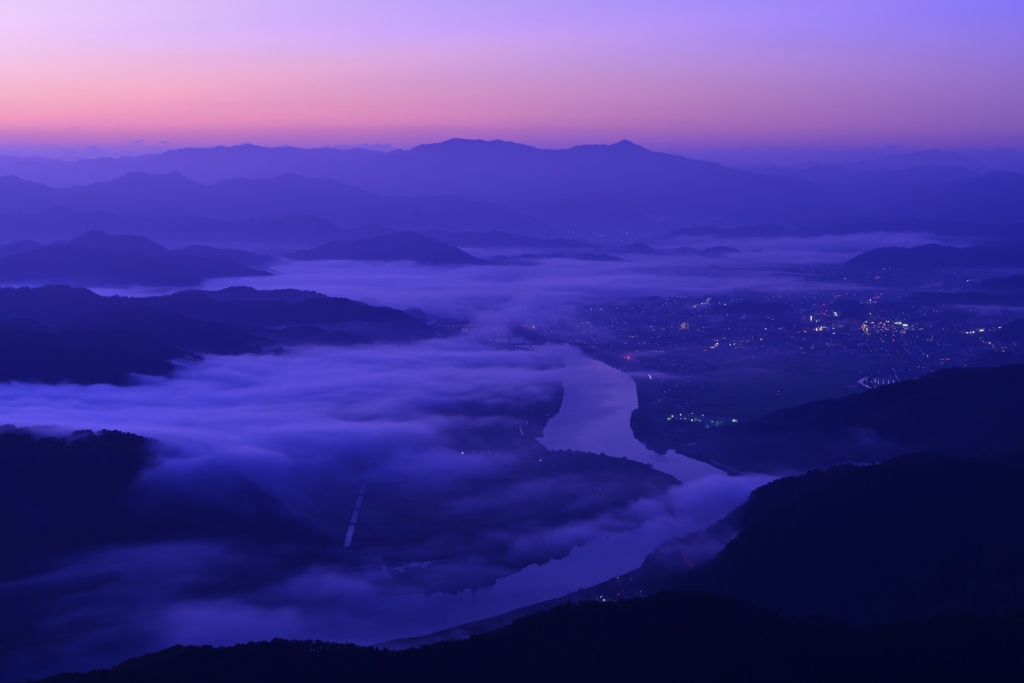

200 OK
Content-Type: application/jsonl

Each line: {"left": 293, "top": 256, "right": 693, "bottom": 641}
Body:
{"left": 1, "top": 0, "right": 1022, "bottom": 154}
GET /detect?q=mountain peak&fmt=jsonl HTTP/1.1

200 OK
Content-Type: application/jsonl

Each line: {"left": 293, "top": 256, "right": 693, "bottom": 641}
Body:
{"left": 424, "top": 138, "right": 536, "bottom": 151}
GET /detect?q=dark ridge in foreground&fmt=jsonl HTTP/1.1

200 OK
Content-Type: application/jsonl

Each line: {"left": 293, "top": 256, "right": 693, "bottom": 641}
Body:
{"left": 0, "top": 429, "right": 156, "bottom": 579}
{"left": 34, "top": 592, "right": 1024, "bottom": 683}
{"left": 688, "top": 363, "right": 1024, "bottom": 472}
{"left": 0, "top": 428, "right": 329, "bottom": 586}
{"left": 626, "top": 454, "right": 1024, "bottom": 629}
{"left": 394, "top": 448, "right": 1024, "bottom": 651}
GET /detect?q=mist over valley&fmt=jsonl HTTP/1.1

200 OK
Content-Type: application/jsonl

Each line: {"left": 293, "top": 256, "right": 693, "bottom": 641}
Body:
{"left": 1, "top": 136, "right": 1023, "bottom": 680}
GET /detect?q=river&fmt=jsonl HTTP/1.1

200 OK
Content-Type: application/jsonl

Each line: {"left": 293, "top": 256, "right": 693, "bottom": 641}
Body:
{"left": 370, "top": 344, "right": 758, "bottom": 645}
{"left": 540, "top": 345, "right": 722, "bottom": 484}
{"left": 0, "top": 340, "right": 764, "bottom": 676}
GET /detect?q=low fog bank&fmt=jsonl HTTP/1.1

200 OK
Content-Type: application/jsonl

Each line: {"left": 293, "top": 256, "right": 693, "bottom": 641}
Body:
{"left": 0, "top": 339, "right": 762, "bottom": 680}
{"left": 7, "top": 236, "right": 964, "bottom": 678}
{"left": 194, "top": 247, "right": 873, "bottom": 325}
{"left": 82, "top": 229, "right": 987, "bottom": 318}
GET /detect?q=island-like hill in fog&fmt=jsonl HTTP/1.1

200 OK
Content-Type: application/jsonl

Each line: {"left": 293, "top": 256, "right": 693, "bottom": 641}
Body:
{"left": 845, "top": 243, "right": 1024, "bottom": 271}
{"left": 0, "top": 285, "right": 436, "bottom": 384}
{"left": 289, "top": 231, "right": 485, "bottom": 265}
{"left": 0, "top": 230, "right": 271, "bottom": 287}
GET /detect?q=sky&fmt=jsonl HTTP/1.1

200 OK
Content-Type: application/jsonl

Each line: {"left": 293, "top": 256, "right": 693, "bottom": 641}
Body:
{"left": 0, "top": 0, "right": 1022, "bottom": 157}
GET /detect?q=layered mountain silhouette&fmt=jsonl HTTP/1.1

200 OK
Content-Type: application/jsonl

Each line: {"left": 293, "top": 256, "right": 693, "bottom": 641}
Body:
{"left": 0, "top": 140, "right": 823, "bottom": 239}
{"left": 846, "top": 242, "right": 1024, "bottom": 272}
{"left": 290, "top": 231, "right": 484, "bottom": 265}
{"left": 0, "top": 207, "right": 346, "bottom": 250}
{"left": 0, "top": 231, "right": 271, "bottom": 286}
{"left": 0, "top": 321, "right": 181, "bottom": 384}
{"left": 0, "top": 171, "right": 547, "bottom": 236}
{"left": 0, "top": 285, "right": 435, "bottom": 383}
{"left": 0, "top": 428, "right": 332, "bottom": 587}
{"left": 4, "top": 141, "right": 1021, "bottom": 236}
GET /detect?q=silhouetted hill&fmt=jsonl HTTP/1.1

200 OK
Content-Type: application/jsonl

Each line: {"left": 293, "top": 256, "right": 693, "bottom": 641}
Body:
{"left": 669, "top": 218, "right": 1024, "bottom": 242}
{"left": 426, "top": 230, "right": 595, "bottom": 249}
{"left": 0, "top": 286, "right": 435, "bottom": 383}
{"left": 0, "top": 321, "right": 178, "bottom": 384}
{"left": 171, "top": 244, "right": 273, "bottom": 268}
{"left": 0, "top": 427, "right": 331, "bottom": 587}
{"left": 149, "top": 287, "right": 434, "bottom": 338}
{"left": 290, "top": 231, "right": 484, "bottom": 265}
{"left": 342, "top": 139, "right": 831, "bottom": 230}
{"left": 846, "top": 243, "right": 1024, "bottom": 271}
{"left": 0, "top": 207, "right": 345, "bottom": 250}
{"left": 330, "top": 223, "right": 398, "bottom": 240}
{"left": 761, "top": 162, "right": 981, "bottom": 186}
{"left": 902, "top": 171, "right": 1024, "bottom": 224}
{"left": 673, "top": 454, "right": 1024, "bottom": 627}
{"left": 0, "top": 173, "right": 546, "bottom": 235}
{"left": 691, "top": 364, "right": 1024, "bottom": 472}
{"left": 32, "top": 592, "right": 1024, "bottom": 683}
{"left": 670, "top": 245, "right": 741, "bottom": 257}
{"left": 68, "top": 230, "right": 164, "bottom": 253}
{"left": 0, "top": 144, "right": 386, "bottom": 187}
{"left": 2, "top": 142, "right": 833, "bottom": 236}
{"left": 0, "top": 231, "right": 270, "bottom": 286}
{"left": 852, "top": 148, "right": 991, "bottom": 172}
{"left": 0, "top": 239, "right": 43, "bottom": 258}
{"left": 0, "top": 176, "right": 62, "bottom": 214}
{"left": 752, "top": 161, "right": 1023, "bottom": 224}
{"left": 69, "top": 308, "right": 265, "bottom": 355}
{"left": 0, "top": 429, "right": 156, "bottom": 577}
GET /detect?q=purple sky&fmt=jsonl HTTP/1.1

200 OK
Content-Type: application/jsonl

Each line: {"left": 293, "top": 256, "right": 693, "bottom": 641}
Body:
{"left": 1, "top": 0, "right": 1022, "bottom": 156}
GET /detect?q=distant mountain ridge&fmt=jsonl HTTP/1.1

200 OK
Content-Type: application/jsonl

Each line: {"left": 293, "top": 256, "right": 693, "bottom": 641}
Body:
{"left": 0, "top": 207, "right": 346, "bottom": 251}
{"left": 0, "top": 171, "right": 548, "bottom": 237}
{"left": 3, "top": 140, "right": 1022, "bottom": 239}
{"left": 3, "top": 140, "right": 834, "bottom": 236}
